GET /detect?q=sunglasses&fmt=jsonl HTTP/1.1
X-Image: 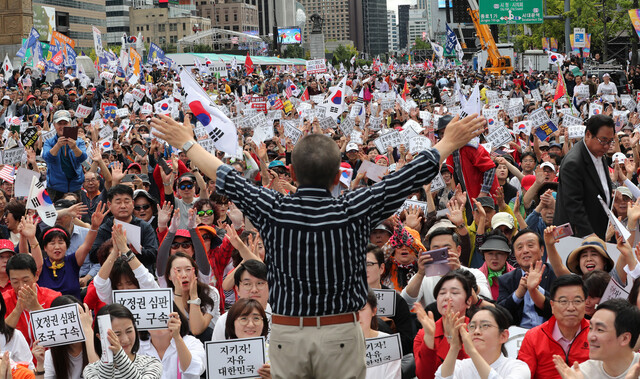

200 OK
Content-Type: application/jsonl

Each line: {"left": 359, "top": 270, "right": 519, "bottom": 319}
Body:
{"left": 171, "top": 242, "right": 193, "bottom": 249}
{"left": 179, "top": 183, "right": 194, "bottom": 190}
{"left": 134, "top": 204, "right": 151, "bottom": 211}
{"left": 197, "top": 209, "right": 214, "bottom": 217}
{"left": 202, "top": 234, "right": 214, "bottom": 241}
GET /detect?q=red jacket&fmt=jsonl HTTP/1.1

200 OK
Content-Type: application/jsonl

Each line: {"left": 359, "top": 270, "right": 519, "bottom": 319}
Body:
{"left": 414, "top": 317, "right": 469, "bottom": 379}
{"left": 3, "top": 285, "right": 61, "bottom": 347}
{"left": 517, "top": 316, "right": 590, "bottom": 379}
{"left": 446, "top": 145, "right": 499, "bottom": 202}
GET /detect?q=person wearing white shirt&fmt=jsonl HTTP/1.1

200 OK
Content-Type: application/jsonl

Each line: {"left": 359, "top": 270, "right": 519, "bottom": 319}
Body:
{"left": 597, "top": 73, "right": 618, "bottom": 97}
{"left": 213, "top": 260, "right": 272, "bottom": 342}
{"left": 359, "top": 289, "right": 401, "bottom": 379}
{"left": 138, "top": 311, "right": 206, "bottom": 379}
{"left": 436, "top": 306, "right": 531, "bottom": 379}
{"left": 554, "top": 299, "right": 640, "bottom": 379}
{"left": 401, "top": 228, "right": 491, "bottom": 309}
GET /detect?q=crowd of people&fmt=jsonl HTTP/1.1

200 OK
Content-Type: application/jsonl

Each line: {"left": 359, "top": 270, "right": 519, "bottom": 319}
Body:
{"left": 0, "top": 52, "right": 639, "bottom": 379}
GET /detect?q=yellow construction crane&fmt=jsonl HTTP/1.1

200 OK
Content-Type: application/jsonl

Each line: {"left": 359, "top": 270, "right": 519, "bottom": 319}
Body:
{"left": 467, "top": 0, "right": 513, "bottom": 75}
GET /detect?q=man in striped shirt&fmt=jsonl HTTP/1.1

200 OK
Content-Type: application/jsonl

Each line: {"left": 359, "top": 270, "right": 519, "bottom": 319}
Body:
{"left": 151, "top": 112, "right": 486, "bottom": 378}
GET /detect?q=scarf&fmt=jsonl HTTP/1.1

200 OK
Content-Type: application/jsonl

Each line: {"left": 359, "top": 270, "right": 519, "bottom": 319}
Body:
{"left": 48, "top": 259, "right": 64, "bottom": 278}
{"left": 487, "top": 266, "right": 506, "bottom": 286}
{"left": 385, "top": 258, "right": 417, "bottom": 292}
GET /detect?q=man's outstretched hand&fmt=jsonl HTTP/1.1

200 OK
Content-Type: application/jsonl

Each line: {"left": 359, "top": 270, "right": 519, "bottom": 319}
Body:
{"left": 433, "top": 114, "right": 486, "bottom": 162}
{"left": 151, "top": 113, "right": 193, "bottom": 149}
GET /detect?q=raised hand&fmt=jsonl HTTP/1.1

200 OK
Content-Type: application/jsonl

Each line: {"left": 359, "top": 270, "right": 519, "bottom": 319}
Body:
{"left": 446, "top": 199, "right": 464, "bottom": 227}
{"left": 157, "top": 201, "right": 174, "bottom": 229}
{"left": 107, "top": 329, "right": 122, "bottom": 354}
{"left": 413, "top": 303, "right": 436, "bottom": 349}
{"left": 19, "top": 214, "right": 37, "bottom": 240}
{"left": 90, "top": 201, "right": 108, "bottom": 230}
{"left": 168, "top": 207, "right": 181, "bottom": 233}
{"left": 526, "top": 260, "right": 545, "bottom": 291}
{"left": 187, "top": 208, "right": 198, "bottom": 229}
{"left": 110, "top": 161, "right": 125, "bottom": 184}
{"left": 543, "top": 226, "right": 558, "bottom": 246}
{"left": 111, "top": 224, "right": 129, "bottom": 253}
{"left": 404, "top": 206, "right": 424, "bottom": 230}
{"left": 150, "top": 114, "right": 194, "bottom": 150}
{"left": 552, "top": 355, "right": 584, "bottom": 379}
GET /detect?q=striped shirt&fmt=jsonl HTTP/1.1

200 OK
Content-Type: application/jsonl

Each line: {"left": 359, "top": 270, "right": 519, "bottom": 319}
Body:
{"left": 82, "top": 349, "right": 163, "bottom": 379}
{"left": 216, "top": 148, "right": 441, "bottom": 316}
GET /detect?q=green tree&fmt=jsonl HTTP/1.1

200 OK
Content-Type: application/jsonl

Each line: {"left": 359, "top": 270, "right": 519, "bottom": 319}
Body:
{"left": 283, "top": 44, "right": 305, "bottom": 58}
{"left": 411, "top": 37, "right": 430, "bottom": 52}
{"left": 331, "top": 44, "right": 358, "bottom": 66}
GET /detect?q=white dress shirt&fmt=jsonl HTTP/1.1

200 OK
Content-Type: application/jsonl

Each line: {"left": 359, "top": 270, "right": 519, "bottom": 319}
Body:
{"left": 138, "top": 335, "right": 206, "bottom": 379}
{"left": 435, "top": 353, "right": 531, "bottom": 379}
{"left": 586, "top": 145, "right": 611, "bottom": 207}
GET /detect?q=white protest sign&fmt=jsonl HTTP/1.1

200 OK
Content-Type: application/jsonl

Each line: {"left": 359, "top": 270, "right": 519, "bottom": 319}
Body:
{"left": 567, "top": 125, "right": 586, "bottom": 139}
{"left": 114, "top": 219, "right": 142, "bottom": 253}
{"left": 504, "top": 326, "right": 529, "bottom": 359}
{"left": 2, "top": 147, "right": 24, "bottom": 166}
{"left": 409, "top": 136, "right": 432, "bottom": 154}
{"left": 141, "top": 103, "right": 153, "bottom": 114}
{"left": 306, "top": 59, "right": 327, "bottom": 74}
{"left": 373, "top": 131, "right": 401, "bottom": 153}
{"left": 339, "top": 117, "right": 355, "bottom": 136}
{"left": 397, "top": 199, "right": 429, "bottom": 217}
{"left": 598, "top": 195, "right": 631, "bottom": 241}
{"left": 600, "top": 279, "right": 630, "bottom": 303}
{"left": 283, "top": 122, "right": 303, "bottom": 145}
{"left": 399, "top": 126, "right": 420, "bottom": 146}
{"left": 14, "top": 167, "right": 40, "bottom": 197}
{"left": 484, "top": 126, "right": 512, "bottom": 149}
{"left": 75, "top": 105, "right": 92, "bottom": 119}
{"left": 365, "top": 334, "right": 403, "bottom": 368}
{"left": 116, "top": 108, "right": 129, "bottom": 118}
{"left": 112, "top": 288, "right": 172, "bottom": 330}
{"left": 373, "top": 289, "right": 396, "bottom": 317}
{"left": 200, "top": 139, "right": 216, "bottom": 154}
{"left": 350, "top": 130, "right": 364, "bottom": 145}
{"left": 359, "top": 160, "right": 388, "bottom": 183}
{"left": 205, "top": 337, "right": 266, "bottom": 379}
{"left": 30, "top": 304, "right": 85, "bottom": 347}
{"left": 131, "top": 89, "right": 145, "bottom": 101}
{"left": 97, "top": 314, "right": 113, "bottom": 364}
{"left": 349, "top": 102, "right": 363, "bottom": 119}
{"left": 531, "top": 88, "right": 542, "bottom": 102}
{"left": 430, "top": 173, "right": 446, "bottom": 192}
{"left": 507, "top": 106, "right": 523, "bottom": 119}
{"left": 563, "top": 114, "right": 583, "bottom": 128}
{"left": 252, "top": 124, "right": 275, "bottom": 144}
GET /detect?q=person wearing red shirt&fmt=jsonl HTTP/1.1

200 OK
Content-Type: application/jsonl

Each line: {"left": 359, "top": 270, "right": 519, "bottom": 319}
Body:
{"left": 517, "top": 275, "right": 590, "bottom": 379}
{"left": 0, "top": 239, "right": 15, "bottom": 294}
{"left": 3, "top": 254, "right": 61, "bottom": 347}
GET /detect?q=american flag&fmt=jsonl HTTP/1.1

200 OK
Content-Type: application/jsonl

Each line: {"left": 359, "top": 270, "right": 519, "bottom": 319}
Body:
{"left": 0, "top": 165, "right": 15, "bottom": 184}
{"left": 285, "top": 85, "right": 292, "bottom": 99}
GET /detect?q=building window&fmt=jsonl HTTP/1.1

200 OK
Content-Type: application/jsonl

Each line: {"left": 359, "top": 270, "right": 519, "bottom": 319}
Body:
{"left": 183, "top": 23, "right": 186, "bottom": 31}
{"left": 170, "top": 35, "right": 177, "bottom": 43}
{"left": 234, "top": 13, "right": 237, "bottom": 21}
{"left": 159, "top": 24, "right": 165, "bottom": 32}
{"left": 146, "top": 25, "right": 149, "bottom": 31}
{"left": 225, "top": 14, "right": 228, "bottom": 21}
{"left": 170, "top": 23, "right": 177, "bottom": 31}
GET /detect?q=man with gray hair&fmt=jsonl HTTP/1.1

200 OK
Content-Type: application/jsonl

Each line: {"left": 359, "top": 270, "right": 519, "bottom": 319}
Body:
{"left": 42, "top": 109, "right": 88, "bottom": 202}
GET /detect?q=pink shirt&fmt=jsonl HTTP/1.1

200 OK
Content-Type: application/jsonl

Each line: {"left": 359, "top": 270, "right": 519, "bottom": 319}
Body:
{"left": 552, "top": 322, "right": 580, "bottom": 355}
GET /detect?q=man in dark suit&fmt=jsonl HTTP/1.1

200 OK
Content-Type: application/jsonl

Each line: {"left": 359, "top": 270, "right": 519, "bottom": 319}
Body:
{"left": 554, "top": 115, "right": 615, "bottom": 240}
{"left": 498, "top": 229, "right": 556, "bottom": 327}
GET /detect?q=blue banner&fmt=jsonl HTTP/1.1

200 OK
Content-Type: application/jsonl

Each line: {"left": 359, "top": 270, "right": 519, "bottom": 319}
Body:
{"left": 147, "top": 42, "right": 166, "bottom": 64}
{"left": 445, "top": 24, "right": 458, "bottom": 55}
{"left": 45, "top": 41, "right": 62, "bottom": 73}
{"left": 64, "top": 44, "right": 77, "bottom": 71}
{"left": 17, "top": 27, "right": 41, "bottom": 58}
{"left": 534, "top": 121, "right": 558, "bottom": 142}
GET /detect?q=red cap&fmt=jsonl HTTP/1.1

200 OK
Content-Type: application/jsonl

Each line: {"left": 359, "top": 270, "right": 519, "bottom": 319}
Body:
{"left": 521, "top": 175, "right": 536, "bottom": 191}
{"left": 0, "top": 239, "right": 15, "bottom": 255}
{"left": 127, "top": 163, "right": 142, "bottom": 172}
{"left": 175, "top": 229, "right": 190, "bottom": 238}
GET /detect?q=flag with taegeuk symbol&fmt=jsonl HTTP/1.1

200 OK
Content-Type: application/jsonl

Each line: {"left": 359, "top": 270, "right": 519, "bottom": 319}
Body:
{"left": 26, "top": 177, "right": 57, "bottom": 226}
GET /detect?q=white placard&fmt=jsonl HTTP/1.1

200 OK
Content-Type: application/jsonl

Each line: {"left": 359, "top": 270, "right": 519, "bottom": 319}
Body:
{"left": 373, "top": 289, "right": 396, "bottom": 317}
{"left": 131, "top": 89, "right": 145, "bottom": 101}
{"left": 200, "top": 139, "right": 216, "bottom": 154}
{"left": 373, "top": 130, "right": 401, "bottom": 153}
{"left": 75, "top": 105, "right": 92, "bottom": 119}
{"left": 283, "top": 122, "right": 303, "bottom": 145}
{"left": 113, "top": 219, "right": 142, "bottom": 253}
{"left": 531, "top": 88, "right": 542, "bottom": 102}
{"left": 567, "top": 125, "right": 586, "bottom": 139}
{"left": 430, "top": 173, "right": 446, "bottom": 192}
{"left": 141, "top": 103, "right": 153, "bottom": 114}
{"left": 97, "top": 314, "right": 113, "bottom": 364}
{"left": 116, "top": 108, "right": 129, "bottom": 118}
{"left": 365, "top": 334, "right": 403, "bottom": 368}
{"left": 504, "top": 326, "right": 529, "bottom": 359}
{"left": 529, "top": 108, "right": 551, "bottom": 128}
{"left": 29, "top": 304, "right": 85, "bottom": 347}
{"left": 485, "top": 126, "right": 512, "bottom": 149}
{"left": 563, "top": 114, "right": 583, "bottom": 128}
{"left": 2, "top": 147, "right": 24, "bottom": 166}
{"left": 14, "top": 167, "right": 40, "bottom": 197}
{"left": 306, "top": 59, "right": 327, "bottom": 74}
{"left": 205, "top": 337, "right": 266, "bottom": 379}
{"left": 409, "top": 136, "right": 432, "bottom": 154}
{"left": 397, "top": 199, "right": 429, "bottom": 217}
{"left": 600, "top": 278, "right": 629, "bottom": 303}
{"left": 359, "top": 160, "right": 388, "bottom": 183}
{"left": 598, "top": 195, "right": 631, "bottom": 241}
{"left": 112, "top": 288, "right": 173, "bottom": 330}
{"left": 319, "top": 117, "right": 337, "bottom": 130}
{"left": 339, "top": 117, "right": 355, "bottom": 136}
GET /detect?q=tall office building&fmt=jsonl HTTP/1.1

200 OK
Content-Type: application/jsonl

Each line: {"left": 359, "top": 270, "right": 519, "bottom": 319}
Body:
{"left": 257, "top": 0, "right": 297, "bottom": 36}
{"left": 362, "top": 0, "right": 387, "bottom": 57}
{"left": 30, "top": 0, "right": 106, "bottom": 48}
{"left": 397, "top": 4, "right": 409, "bottom": 50}
{"left": 299, "top": 0, "right": 352, "bottom": 44}
{"left": 408, "top": 7, "right": 427, "bottom": 46}
{"left": 130, "top": 6, "right": 211, "bottom": 47}
{"left": 387, "top": 10, "right": 398, "bottom": 52}
{"left": 198, "top": 0, "right": 260, "bottom": 33}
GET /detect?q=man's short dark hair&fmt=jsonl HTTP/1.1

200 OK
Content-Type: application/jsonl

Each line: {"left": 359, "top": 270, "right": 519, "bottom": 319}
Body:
{"left": 585, "top": 114, "right": 615, "bottom": 136}
{"left": 234, "top": 259, "right": 267, "bottom": 286}
{"left": 291, "top": 134, "right": 341, "bottom": 189}
{"left": 596, "top": 299, "right": 640, "bottom": 348}
{"left": 107, "top": 184, "right": 134, "bottom": 202}
{"left": 426, "top": 227, "right": 461, "bottom": 249}
{"left": 6, "top": 254, "right": 37, "bottom": 276}
{"left": 550, "top": 274, "right": 587, "bottom": 300}
{"left": 512, "top": 229, "right": 544, "bottom": 251}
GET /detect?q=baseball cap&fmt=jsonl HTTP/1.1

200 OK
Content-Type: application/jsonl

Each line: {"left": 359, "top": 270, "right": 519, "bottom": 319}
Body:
{"left": 178, "top": 173, "right": 196, "bottom": 183}
{"left": 127, "top": 163, "right": 142, "bottom": 172}
{"left": 133, "top": 189, "right": 156, "bottom": 205}
{"left": 617, "top": 186, "right": 633, "bottom": 200}
{"left": 612, "top": 152, "right": 626, "bottom": 165}
{"left": 53, "top": 110, "right": 71, "bottom": 123}
{"left": 54, "top": 199, "right": 75, "bottom": 210}
{"left": 540, "top": 162, "right": 556, "bottom": 172}
{"left": 491, "top": 212, "right": 515, "bottom": 230}
{"left": 346, "top": 142, "right": 359, "bottom": 152}
{"left": 436, "top": 115, "right": 453, "bottom": 131}
{"left": 549, "top": 142, "right": 562, "bottom": 149}
{"left": 268, "top": 160, "right": 287, "bottom": 170}
{"left": 474, "top": 196, "right": 496, "bottom": 211}
{"left": 373, "top": 222, "right": 393, "bottom": 235}
{"left": 521, "top": 175, "right": 536, "bottom": 191}
{"left": 0, "top": 240, "right": 15, "bottom": 255}
{"left": 603, "top": 73, "right": 610, "bottom": 78}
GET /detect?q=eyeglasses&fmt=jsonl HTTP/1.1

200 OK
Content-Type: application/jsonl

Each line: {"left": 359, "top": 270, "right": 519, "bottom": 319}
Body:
{"left": 85, "top": 178, "right": 98, "bottom": 182}
{"left": 366, "top": 261, "right": 379, "bottom": 267}
{"left": 236, "top": 315, "right": 264, "bottom": 325}
{"left": 197, "top": 209, "right": 214, "bottom": 217}
{"left": 467, "top": 322, "right": 498, "bottom": 332}
{"left": 239, "top": 280, "right": 267, "bottom": 290}
{"left": 553, "top": 298, "right": 585, "bottom": 307}
{"left": 202, "top": 234, "right": 214, "bottom": 241}
{"left": 134, "top": 204, "right": 151, "bottom": 211}
{"left": 171, "top": 242, "right": 193, "bottom": 249}
{"left": 593, "top": 136, "right": 615, "bottom": 146}
{"left": 179, "top": 183, "right": 194, "bottom": 190}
